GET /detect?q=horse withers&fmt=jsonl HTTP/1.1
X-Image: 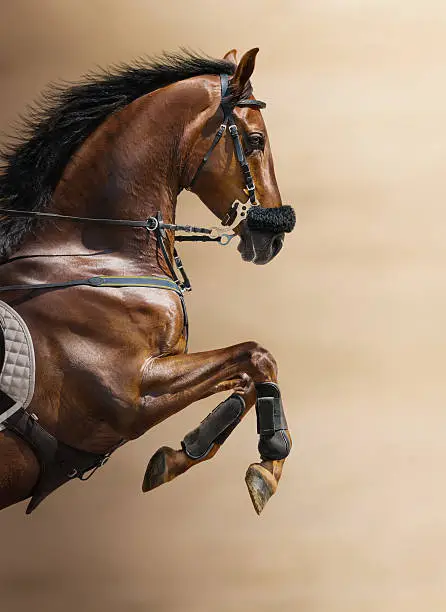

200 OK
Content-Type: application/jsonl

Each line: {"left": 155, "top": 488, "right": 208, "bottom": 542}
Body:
{"left": 0, "top": 48, "right": 295, "bottom": 515}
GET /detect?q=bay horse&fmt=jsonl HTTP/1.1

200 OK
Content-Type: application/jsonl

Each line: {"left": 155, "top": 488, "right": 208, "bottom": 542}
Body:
{"left": 0, "top": 48, "right": 295, "bottom": 516}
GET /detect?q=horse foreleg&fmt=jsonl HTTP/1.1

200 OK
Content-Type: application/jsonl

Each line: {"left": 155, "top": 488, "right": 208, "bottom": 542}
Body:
{"left": 143, "top": 385, "right": 255, "bottom": 492}
{"left": 140, "top": 342, "right": 291, "bottom": 514}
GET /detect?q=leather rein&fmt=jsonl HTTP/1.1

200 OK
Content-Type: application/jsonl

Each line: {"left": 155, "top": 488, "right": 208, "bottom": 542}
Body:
{"left": 0, "top": 73, "right": 267, "bottom": 294}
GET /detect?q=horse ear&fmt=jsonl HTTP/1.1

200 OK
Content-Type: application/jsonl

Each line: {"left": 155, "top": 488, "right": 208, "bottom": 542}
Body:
{"left": 223, "top": 49, "right": 238, "bottom": 65}
{"left": 230, "top": 48, "right": 259, "bottom": 96}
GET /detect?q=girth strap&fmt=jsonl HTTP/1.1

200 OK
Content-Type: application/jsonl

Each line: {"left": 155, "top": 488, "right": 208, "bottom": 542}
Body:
{"left": 0, "top": 389, "right": 21, "bottom": 426}
{"left": 0, "top": 274, "right": 189, "bottom": 352}
{"left": 0, "top": 275, "right": 184, "bottom": 295}
{"left": 4, "top": 406, "right": 123, "bottom": 514}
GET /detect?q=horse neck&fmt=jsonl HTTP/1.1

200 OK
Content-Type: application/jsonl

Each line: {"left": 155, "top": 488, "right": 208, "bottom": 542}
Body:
{"left": 44, "top": 86, "right": 196, "bottom": 266}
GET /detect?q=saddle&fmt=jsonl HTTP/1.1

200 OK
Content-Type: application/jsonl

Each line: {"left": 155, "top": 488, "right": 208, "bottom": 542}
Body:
{"left": 0, "top": 301, "right": 116, "bottom": 514}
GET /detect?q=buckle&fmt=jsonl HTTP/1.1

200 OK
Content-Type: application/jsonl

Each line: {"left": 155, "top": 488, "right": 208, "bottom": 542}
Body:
{"left": 222, "top": 203, "right": 238, "bottom": 227}
{"left": 146, "top": 217, "right": 159, "bottom": 231}
{"left": 228, "top": 124, "right": 238, "bottom": 136}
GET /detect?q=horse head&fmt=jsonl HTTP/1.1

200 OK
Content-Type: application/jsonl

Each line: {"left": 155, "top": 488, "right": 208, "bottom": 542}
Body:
{"left": 183, "top": 48, "right": 295, "bottom": 265}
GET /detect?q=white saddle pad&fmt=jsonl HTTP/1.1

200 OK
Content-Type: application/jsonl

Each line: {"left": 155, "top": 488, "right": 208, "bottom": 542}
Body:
{"left": 0, "top": 301, "right": 36, "bottom": 431}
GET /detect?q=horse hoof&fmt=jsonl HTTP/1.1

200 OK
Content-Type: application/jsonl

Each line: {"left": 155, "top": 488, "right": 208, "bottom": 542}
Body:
{"left": 245, "top": 463, "right": 278, "bottom": 515}
{"left": 142, "top": 446, "right": 175, "bottom": 492}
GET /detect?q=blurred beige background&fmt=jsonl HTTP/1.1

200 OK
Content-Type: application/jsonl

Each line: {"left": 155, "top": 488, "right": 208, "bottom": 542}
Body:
{"left": 1, "top": 1, "right": 446, "bottom": 611}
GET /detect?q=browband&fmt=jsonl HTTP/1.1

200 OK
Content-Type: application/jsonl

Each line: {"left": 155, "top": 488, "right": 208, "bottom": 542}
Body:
{"left": 236, "top": 99, "right": 266, "bottom": 109}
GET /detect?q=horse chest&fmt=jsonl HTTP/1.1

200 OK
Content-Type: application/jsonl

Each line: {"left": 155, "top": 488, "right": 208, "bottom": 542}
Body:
{"left": 73, "top": 287, "right": 187, "bottom": 357}
{"left": 13, "top": 285, "right": 187, "bottom": 365}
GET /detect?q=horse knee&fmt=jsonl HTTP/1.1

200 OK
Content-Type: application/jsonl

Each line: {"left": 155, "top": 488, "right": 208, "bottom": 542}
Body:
{"left": 245, "top": 342, "right": 278, "bottom": 382}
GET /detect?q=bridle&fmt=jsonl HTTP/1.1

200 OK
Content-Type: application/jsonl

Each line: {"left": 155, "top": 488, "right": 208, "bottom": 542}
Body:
{"left": 185, "top": 73, "right": 266, "bottom": 231}
{"left": 0, "top": 72, "right": 287, "bottom": 296}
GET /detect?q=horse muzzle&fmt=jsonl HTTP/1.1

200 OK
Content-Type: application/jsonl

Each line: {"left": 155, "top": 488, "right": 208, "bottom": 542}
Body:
{"left": 235, "top": 203, "right": 294, "bottom": 264}
{"left": 237, "top": 227, "right": 284, "bottom": 264}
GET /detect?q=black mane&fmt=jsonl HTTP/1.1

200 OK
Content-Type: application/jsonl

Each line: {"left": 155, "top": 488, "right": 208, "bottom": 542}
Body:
{"left": 0, "top": 51, "right": 236, "bottom": 257}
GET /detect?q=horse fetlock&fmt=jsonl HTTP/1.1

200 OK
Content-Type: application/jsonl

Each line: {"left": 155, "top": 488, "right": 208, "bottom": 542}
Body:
{"left": 258, "top": 430, "right": 291, "bottom": 460}
{"left": 142, "top": 446, "right": 191, "bottom": 492}
{"left": 182, "top": 394, "right": 245, "bottom": 459}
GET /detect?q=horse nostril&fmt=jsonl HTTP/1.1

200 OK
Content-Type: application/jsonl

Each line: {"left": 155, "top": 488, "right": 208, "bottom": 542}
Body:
{"left": 272, "top": 234, "right": 284, "bottom": 257}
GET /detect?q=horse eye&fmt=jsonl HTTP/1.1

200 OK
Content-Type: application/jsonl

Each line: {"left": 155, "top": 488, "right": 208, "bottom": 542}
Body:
{"left": 247, "top": 132, "right": 265, "bottom": 152}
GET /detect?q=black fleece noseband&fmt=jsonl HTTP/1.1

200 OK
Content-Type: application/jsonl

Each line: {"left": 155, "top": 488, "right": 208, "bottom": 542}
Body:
{"left": 247, "top": 204, "right": 296, "bottom": 234}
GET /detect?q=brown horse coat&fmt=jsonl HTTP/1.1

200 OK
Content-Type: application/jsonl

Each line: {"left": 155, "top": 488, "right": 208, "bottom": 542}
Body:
{"left": 0, "top": 48, "right": 292, "bottom": 515}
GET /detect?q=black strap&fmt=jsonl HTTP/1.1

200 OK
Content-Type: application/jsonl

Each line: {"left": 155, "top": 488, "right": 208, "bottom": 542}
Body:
{"left": 0, "top": 273, "right": 189, "bottom": 352}
{"left": 0, "top": 208, "right": 220, "bottom": 241}
{"left": 175, "top": 235, "right": 221, "bottom": 242}
{"left": 0, "top": 275, "right": 184, "bottom": 295}
{"left": 189, "top": 74, "right": 231, "bottom": 188}
{"left": 162, "top": 222, "right": 212, "bottom": 235}
{"left": 0, "top": 208, "right": 152, "bottom": 228}
{"left": 0, "top": 208, "right": 229, "bottom": 249}
{"left": 188, "top": 121, "right": 229, "bottom": 188}
{"left": 227, "top": 116, "right": 256, "bottom": 203}
{"left": 0, "top": 388, "right": 17, "bottom": 416}
{"left": 155, "top": 213, "right": 186, "bottom": 291}
{"left": 237, "top": 99, "right": 266, "bottom": 109}
{"left": 219, "top": 73, "right": 232, "bottom": 118}
{"left": 3, "top": 406, "right": 123, "bottom": 514}
{"left": 173, "top": 248, "right": 191, "bottom": 291}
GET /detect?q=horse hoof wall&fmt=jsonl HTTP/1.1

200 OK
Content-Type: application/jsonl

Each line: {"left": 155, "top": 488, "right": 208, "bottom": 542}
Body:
{"left": 142, "top": 446, "right": 172, "bottom": 492}
{"left": 245, "top": 463, "right": 277, "bottom": 515}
